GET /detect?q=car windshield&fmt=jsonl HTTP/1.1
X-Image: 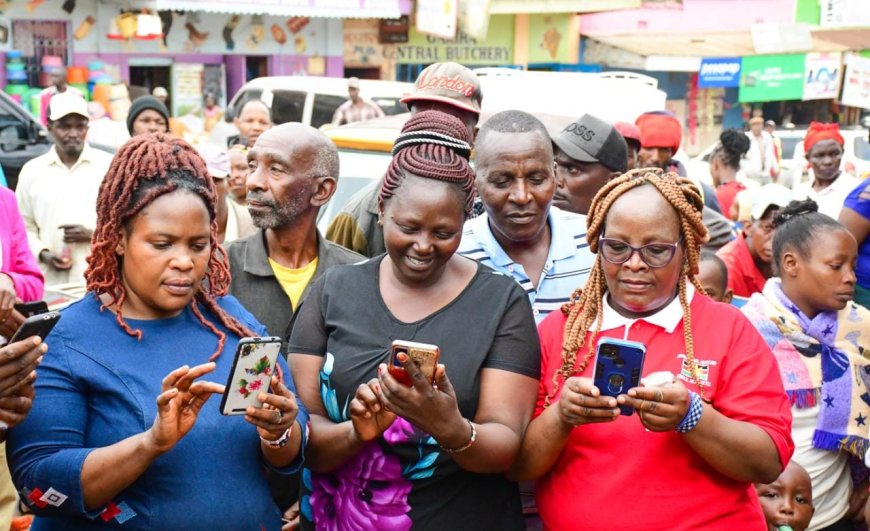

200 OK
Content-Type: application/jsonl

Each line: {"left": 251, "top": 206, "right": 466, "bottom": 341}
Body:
{"left": 854, "top": 136, "right": 870, "bottom": 161}
{"left": 781, "top": 136, "right": 802, "bottom": 159}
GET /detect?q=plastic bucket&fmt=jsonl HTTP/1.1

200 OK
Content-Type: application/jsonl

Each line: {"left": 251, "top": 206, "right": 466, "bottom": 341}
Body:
{"left": 67, "top": 66, "right": 88, "bottom": 84}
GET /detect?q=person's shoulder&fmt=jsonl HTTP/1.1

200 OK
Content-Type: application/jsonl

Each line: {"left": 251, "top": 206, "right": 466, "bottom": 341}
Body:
{"left": 320, "top": 237, "right": 365, "bottom": 265}
{"left": 0, "top": 185, "right": 14, "bottom": 204}
{"left": 225, "top": 231, "right": 256, "bottom": 257}
{"left": 20, "top": 149, "right": 53, "bottom": 171}
{"left": 213, "top": 294, "right": 263, "bottom": 330}
{"left": 51, "top": 295, "right": 104, "bottom": 337}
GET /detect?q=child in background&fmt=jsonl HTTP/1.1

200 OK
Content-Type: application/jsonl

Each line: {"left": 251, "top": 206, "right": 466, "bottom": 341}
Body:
{"left": 697, "top": 250, "right": 733, "bottom": 304}
{"left": 755, "top": 461, "right": 814, "bottom": 531}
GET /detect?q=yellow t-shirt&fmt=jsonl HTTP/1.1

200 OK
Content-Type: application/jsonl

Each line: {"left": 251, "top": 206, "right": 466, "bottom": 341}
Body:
{"left": 268, "top": 257, "right": 318, "bottom": 311}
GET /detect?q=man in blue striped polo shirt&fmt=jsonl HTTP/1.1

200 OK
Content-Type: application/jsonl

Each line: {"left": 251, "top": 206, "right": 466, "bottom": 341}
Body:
{"left": 458, "top": 110, "right": 602, "bottom": 324}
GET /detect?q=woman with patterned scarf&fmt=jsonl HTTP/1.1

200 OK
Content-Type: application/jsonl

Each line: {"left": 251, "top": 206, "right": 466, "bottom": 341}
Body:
{"left": 743, "top": 198, "right": 869, "bottom": 531}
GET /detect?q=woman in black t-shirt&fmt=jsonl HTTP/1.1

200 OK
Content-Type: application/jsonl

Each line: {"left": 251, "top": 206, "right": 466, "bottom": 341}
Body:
{"left": 289, "top": 111, "right": 540, "bottom": 530}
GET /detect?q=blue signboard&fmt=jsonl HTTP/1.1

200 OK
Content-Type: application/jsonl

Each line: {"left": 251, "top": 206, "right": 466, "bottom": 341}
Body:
{"left": 698, "top": 57, "right": 742, "bottom": 88}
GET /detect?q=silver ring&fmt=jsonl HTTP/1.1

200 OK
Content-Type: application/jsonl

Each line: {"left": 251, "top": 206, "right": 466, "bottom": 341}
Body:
{"left": 655, "top": 389, "right": 664, "bottom": 403}
{"left": 275, "top": 409, "right": 283, "bottom": 423}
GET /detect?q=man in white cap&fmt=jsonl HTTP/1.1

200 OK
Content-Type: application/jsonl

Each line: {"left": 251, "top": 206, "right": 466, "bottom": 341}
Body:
{"left": 15, "top": 91, "right": 113, "bottom": 285}
{"left": 330, "top": 77, "right": 384, "bottom": 126}
{"left": 716, "top": 183, "right": 793, "bottom": 300}
{"left": 195, "top": 144, "right": 255, "bottom": 244}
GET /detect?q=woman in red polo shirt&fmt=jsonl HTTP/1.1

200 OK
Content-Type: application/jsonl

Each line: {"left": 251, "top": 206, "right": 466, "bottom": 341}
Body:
{"left": 510, "top": 168, "right": 794, "bottom": 530}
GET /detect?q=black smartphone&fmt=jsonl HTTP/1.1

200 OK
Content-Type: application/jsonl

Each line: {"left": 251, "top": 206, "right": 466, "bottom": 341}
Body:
{"left": 14, "top": 301, "right": 49, "bottom": 318}
{"left": 9, "top": 311, "right": 61, "bottom": 344}
{"left": 592, "top": 338, "right": 647, "bottom": 416}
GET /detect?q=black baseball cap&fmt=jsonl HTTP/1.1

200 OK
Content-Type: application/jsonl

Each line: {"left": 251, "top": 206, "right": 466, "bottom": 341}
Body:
{"left": 552, "top": 114, "right": 628, "bottom": 174}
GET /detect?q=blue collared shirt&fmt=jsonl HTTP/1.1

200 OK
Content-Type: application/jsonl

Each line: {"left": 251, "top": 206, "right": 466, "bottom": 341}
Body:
{"left": 458, "top": 207, "right": 595, "bottom": 324}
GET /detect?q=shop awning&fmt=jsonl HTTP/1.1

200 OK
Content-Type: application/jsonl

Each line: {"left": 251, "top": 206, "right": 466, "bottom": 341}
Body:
{"left": 489, "top": 0, "right": 640, "bottom": 14}
{"left": 153, "top": 0, "right": 404, "bottom": 18}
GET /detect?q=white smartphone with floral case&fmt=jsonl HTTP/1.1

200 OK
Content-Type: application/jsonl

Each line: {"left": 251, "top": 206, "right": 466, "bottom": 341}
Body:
{"left": 220, "top": 336, "right": 282, "bottom": 416}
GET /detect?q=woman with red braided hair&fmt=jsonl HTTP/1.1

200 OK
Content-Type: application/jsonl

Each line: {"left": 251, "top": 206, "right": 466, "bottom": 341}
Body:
{"left": 6, "top": 134, "right": 308, "bottom": 530}
{"left": 509, "top": 168, "right": 794, "bottom": 530}
{"left": 290, "top": 110, "right": 540, "bottom": 530}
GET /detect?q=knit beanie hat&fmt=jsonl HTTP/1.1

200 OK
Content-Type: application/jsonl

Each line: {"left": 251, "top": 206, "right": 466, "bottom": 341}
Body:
{"left": 126, "top": 95, "right": 170, "bottom": 135}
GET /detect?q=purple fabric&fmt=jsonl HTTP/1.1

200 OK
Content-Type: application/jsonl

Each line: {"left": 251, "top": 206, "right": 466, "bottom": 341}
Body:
{"left": 0, "top": 187, "right": 43, "bottom": 301}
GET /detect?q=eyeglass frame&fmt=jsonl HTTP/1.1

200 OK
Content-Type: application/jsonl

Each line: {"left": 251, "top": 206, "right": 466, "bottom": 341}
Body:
{"left": 597, "top": 236, "right": 683, "bottom": 269}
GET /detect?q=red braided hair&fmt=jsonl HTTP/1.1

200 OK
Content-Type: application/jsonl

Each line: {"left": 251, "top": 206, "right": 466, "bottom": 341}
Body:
{"left": 379, "top": 110, "right": 476, "bottom": 215}
{"left": 86, "top": 133, "right": 254, "bottom": 360}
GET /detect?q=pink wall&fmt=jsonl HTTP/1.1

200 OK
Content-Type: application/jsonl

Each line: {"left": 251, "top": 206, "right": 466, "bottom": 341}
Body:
{"left": 579, "top": 0, "right": 797, "bottom": 35}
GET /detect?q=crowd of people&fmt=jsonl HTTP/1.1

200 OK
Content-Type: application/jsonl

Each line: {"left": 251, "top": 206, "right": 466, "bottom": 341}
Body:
{"left": 0, "top": 60, "right": 866, "bottom": 531}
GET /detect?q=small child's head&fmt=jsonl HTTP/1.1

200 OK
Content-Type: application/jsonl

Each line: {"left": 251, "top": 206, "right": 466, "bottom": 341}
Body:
{"left": 755, "top": 461, "right": 814, "bottom": 531}
{"left": 698, "top": 251, "right": 732, "bottom": 303}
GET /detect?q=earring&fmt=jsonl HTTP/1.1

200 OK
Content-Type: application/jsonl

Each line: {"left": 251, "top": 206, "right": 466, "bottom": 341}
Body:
{"left": 377, "top": 212, "right": 384, "bottom": 227}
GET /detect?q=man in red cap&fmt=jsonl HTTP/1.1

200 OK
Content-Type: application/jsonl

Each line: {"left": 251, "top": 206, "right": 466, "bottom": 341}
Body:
{"left": 794, "top": 121, "right": 860, "bottom": 219}
{"left": 635, "top": 112, "right": 684, "bottom": 173}
{"left": 326, "top": 63, "right": 482, "bottom": 257}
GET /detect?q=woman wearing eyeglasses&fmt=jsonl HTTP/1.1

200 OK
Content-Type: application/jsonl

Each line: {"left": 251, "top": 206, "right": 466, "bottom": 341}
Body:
{"left": 509, "top": 169, "right": 794, "bottom": 530}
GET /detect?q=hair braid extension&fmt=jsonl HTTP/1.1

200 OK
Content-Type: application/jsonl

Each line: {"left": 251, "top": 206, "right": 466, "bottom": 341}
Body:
{"left": 85, "top": 133, "right": 255, "bottom": 360}
{"left": 379, "top": 110, "right": 476, "bottom": 215}
{"left": 545, "top": 168, "right": 710, "bottom": 407}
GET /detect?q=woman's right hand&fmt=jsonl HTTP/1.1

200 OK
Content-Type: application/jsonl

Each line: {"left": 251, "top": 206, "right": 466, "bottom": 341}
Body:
{"left": 557, "top": 377, "right": 620, "bottom": 428}
{"left": 349, "top": 379, "right": 396, "bottom": 443}
{"left": 145, "top": 363, "right": 225, "bottom": 454}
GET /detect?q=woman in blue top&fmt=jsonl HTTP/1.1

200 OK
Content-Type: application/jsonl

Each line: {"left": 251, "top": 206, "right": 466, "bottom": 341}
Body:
{"left": 7, "top": 134, "right": 307, "bottom": 530}
{"left": 841, "top": 179, "right": 870, "bottom": 308}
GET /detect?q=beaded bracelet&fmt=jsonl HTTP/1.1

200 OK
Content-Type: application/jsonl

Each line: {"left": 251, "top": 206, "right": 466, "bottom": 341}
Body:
{"left": 261, "top": 424, "right": 293, "bottom": 448}
{"left": 675, "top": 391, "right": 703, "bottom": 433}
{"left": 439, "top": 419, "right": 477, "bottom": 454}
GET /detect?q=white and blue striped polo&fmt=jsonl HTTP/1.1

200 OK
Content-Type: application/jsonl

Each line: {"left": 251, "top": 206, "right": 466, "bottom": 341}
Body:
{"left": 458, "top": 207, "right": 595, "bottom": 324}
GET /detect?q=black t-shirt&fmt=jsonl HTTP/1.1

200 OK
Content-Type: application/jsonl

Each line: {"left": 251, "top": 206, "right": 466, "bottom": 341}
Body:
{"left": 290, "top": 256, "right": 540, "bottom": 530}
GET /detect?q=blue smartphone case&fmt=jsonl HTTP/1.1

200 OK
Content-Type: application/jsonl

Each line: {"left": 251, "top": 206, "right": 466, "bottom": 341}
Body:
{"left": 592, "top": 337, "right": 647, "bottom": 416}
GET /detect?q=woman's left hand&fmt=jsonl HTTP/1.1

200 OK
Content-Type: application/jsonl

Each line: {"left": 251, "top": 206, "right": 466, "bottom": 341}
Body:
{"left": 375, "top": 354, "right": 462, "bottom": 440}
{"left": 245, "top": 374, "right": 299, "bottom": 442}
{"left": 618, "top": 380, "right": 691, "bottom": 432}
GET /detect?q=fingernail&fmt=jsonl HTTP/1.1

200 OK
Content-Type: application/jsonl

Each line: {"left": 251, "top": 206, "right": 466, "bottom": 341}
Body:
{"left": 377, "top": 366, "right": 383, "bottom": 376}
{"left": 32, "top": 337, "right": 40, "bottom": 345}
{"left": 397, "top": 353, "right": 408, "bottom": 362}
{"left": 36, "top": 356, "right": 43, "bottom": 365}
{"left": 258, "top": 393, "right": 266, "bottom": 401}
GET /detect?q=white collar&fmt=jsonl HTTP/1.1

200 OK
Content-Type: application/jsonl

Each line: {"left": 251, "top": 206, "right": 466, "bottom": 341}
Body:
{"left": 600, "top": 282, "right": 695, "bottom": 334}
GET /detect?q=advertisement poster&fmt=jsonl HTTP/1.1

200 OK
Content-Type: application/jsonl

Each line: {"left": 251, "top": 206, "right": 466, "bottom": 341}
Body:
{"left": 842, "top": 53, "right": 870, "bottom": 110}
{"left": 698, "top": 57, "right": 742, "bottom": 88}
{"left": 739, "top": 54, "right": 805, "bottom": 103}
{"left": 802, "top": 52, "right": 841, "bottom": 101}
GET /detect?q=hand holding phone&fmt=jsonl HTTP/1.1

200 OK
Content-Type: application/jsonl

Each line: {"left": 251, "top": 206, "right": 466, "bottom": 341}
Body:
{"left": 592, "top": 338, "right": 646, "bottom": 416}
{"left": 388, "top": 340, "right": 440, "bottom": 387}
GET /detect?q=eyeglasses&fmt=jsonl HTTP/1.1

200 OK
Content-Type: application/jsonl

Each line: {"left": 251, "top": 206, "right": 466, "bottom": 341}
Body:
{"left": 598, "top": 237, "right": 681, "bottom": 268}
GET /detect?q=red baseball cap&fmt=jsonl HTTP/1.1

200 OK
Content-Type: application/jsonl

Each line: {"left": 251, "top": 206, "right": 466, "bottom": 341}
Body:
{"left": 401, "top": 62, "right": 482, "bottom": 115}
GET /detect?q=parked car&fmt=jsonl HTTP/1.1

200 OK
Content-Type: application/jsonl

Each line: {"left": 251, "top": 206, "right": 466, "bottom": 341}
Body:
{"left": 0, "top": 90, "right": 51, "bottom": 189}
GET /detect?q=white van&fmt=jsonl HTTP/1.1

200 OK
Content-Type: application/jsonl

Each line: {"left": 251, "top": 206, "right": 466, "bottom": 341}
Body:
{"left": 226, "top": 76, "right": 413, "bottom": 129}
{"left": 472, "top": 68, "right": 667, "bottom": 124}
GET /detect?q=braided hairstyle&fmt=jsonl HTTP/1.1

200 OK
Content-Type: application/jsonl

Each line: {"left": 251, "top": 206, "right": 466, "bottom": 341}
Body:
{"left": 546, "top": 168, "right": 710, "bottom": 406}
{"left": 86, "top": 133, "right": 255, "bottom": 361}
{"left": 772, "top": 199, "right": 845, "bottom": 272}
{"left": 712, "top": 128, "right": 751, "bottom": 170}
{"left": 379, "top": 110, "right": 475, "bottom": 216}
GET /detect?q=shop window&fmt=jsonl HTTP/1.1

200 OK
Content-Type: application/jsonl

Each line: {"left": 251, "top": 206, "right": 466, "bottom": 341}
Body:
{"left": 12, "top": 20, "right": 70, "bottom": 87}
{"left": 271, "top": 90, "right": 306, "bottom": 125}
{"left": 311, "top": 94, "right": 346, "bottom": 129}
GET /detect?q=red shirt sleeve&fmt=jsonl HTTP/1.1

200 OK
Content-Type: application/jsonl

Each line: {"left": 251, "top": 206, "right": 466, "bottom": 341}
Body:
{"left": 714, "top": 305, "right": 794, "bottom": 471}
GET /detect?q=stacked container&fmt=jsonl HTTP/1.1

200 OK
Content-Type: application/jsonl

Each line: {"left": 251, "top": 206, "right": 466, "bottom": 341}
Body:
{"left": 4, "top": 50, "right": 29, "bottom": 104}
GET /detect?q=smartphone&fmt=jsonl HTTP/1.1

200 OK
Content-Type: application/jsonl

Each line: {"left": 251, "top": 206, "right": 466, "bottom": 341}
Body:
{"left": 389, "top": 340, "right": 440, "bottom": 387}
{"left": 220, "top": 336, "right": 283, "bottom": 416}
{"left": 9, "top": 311, "right": 61, "bottom": 344}
{"left": 592, "top": 337, "right": 647, "bottom": 416}
{"left": 13, "top": 301, "right": 49, "bottom": 318}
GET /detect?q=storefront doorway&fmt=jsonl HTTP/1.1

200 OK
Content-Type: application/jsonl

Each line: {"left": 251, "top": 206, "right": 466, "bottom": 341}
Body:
{"left": 129, "top": 65, "right": 171, "bottom": 104}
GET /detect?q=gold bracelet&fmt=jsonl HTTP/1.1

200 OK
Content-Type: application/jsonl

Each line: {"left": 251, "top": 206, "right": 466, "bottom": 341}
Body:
{"left": 439, "top": 419, "right": 476, "bottom": 454}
